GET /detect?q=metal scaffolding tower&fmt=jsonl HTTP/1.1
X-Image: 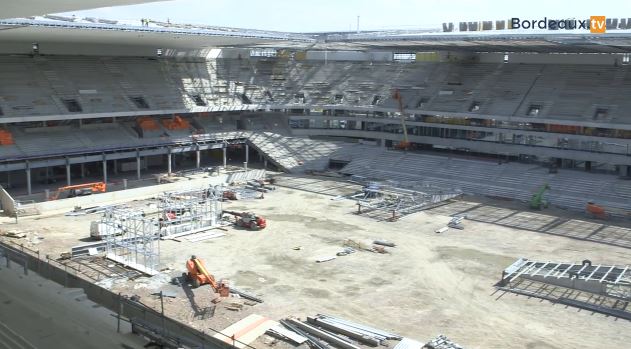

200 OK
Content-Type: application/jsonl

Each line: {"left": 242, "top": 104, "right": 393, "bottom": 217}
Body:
{"left": 102, "top": 186, "right": 224, "bottom": 275}
{"left": 158, "top": 185, "right": 223, "bottom": 237}
{"left": 103, "top": 207, "right": 160, "bottom": 276}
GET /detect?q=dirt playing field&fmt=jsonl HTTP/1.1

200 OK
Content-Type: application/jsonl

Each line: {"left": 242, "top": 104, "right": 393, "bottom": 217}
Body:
{"left": 2, "top": 174, "right": 631, "bottom": 349}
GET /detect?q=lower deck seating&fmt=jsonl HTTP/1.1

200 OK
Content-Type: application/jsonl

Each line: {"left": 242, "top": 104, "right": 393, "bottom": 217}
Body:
{"left": 340, "top": 150, "right": 631, "bottom": 212}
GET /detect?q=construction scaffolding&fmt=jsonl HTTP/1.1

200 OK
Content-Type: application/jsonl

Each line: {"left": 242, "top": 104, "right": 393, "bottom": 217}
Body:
{"left": 103, "top": 207, "right": 160, "bottom": 276}
{"left": 158, "top": 186, "right": 224, "bottom": 237}
{"left": 498, "top": 258, "right": 631, "bottom": 320}
{"left": 350, "top": 180, "right": 462, "bottom": 221}
{"left": 102, "top": 186, "right": 224, "bottom": 275}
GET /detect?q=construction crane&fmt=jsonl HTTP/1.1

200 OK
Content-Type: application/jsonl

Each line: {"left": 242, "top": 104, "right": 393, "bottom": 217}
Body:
{"left": 392, "top": 89, "right": 411, "bottom": 150}
{"left": 184, "top": 255, "right": 229, "bottom": 296}
{"left": 49, "top": 182, "right": 107, "bottom": 200}
{"left": 529, "top": 183, "right": 550, "bottom": 210}
{"left": 223, "top": 210, "right": 266, "bottom": 230}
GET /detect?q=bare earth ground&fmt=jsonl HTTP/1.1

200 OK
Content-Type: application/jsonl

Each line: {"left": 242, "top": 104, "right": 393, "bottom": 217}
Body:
{"left": 2, "top": 175, "right": 631, "bottom": 349}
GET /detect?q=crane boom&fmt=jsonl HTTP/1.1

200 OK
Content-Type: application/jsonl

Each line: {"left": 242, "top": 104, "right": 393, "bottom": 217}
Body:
{"left": 185, "top": 255, "right": 229, "bottom": 297}
{"left": 392, "top": 89, "right": 410, "bottom": 150}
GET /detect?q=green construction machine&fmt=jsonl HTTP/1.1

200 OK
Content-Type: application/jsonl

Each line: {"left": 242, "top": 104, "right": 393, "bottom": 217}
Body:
{"left": 530, "top": 183, "right": 550, "bottom": 210}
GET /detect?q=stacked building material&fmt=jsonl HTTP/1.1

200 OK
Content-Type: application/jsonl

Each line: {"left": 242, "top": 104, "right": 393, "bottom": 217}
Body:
{"left": 312, "top": 314, "right": 401, "bottom": 343}
{"left": 214, "top": 314, "right": 278, "bottom": 349}
{"left": 423, "top": 335, "right": 465, "bottom": 349}
{"left": 267, "top": 325, "right": 308, "bottom": 345}
{"left": 275, "top": 314, "right": 403, "bottom": 349}
{"left": 287, "top": 319, "right": 360, "bottom": 349}
{"left": 279, "top": 320, "right": 328, "bottom": 349}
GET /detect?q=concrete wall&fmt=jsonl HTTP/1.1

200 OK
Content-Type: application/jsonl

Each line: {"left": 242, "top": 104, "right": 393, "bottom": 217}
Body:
{"left": 0, "top": 242, "right": 231, "bottom": 349}
{"left": 289, "top": 114, "right": 631, "bottom": 146}
{"left": 32, "top": 169, "right": 264, "bottom": 214}
{"left": 218, "top": 48, "right": 255, "bottom": 59}
{"left": 0, "top": 41, "right": 221, "bottom": 58}
{"left": 477, "top": 52, "right": 622, "bottom": 65}
{"left": 291, "top": 128, "right": 631, "bottom": 165}
{"left": 306, "top": 50, "right": 393, "bottom": 62}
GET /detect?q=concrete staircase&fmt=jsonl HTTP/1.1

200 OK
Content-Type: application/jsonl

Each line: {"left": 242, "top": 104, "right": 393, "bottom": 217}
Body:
{"left": 247, "top": 132, "right": 346, "bottom": 172}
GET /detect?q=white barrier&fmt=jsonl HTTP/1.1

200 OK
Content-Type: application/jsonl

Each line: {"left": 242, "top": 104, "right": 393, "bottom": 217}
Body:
{"left": 0, "top": 186, "right": 15, "bottom": 216}
{"left": 32, "top": 174, "right": 234, "bottom": 215}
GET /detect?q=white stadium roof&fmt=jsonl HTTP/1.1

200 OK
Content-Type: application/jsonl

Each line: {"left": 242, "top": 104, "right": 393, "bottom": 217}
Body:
{"left": 0, "top": 1, "right": 631, "bottom": 55}
{"left": 0, "top": 0, "right": 166, "bottom": 20}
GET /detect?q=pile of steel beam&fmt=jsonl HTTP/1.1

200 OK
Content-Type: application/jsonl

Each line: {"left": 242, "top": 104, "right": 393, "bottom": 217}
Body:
{"left": 423, "top": 335, "right": 465, "bottom": 349}
{"left": 310, "top": 314, "right": 401, "bottom": 345}
{"left": 278, "top": 314, "right": 401, "bottom": 349}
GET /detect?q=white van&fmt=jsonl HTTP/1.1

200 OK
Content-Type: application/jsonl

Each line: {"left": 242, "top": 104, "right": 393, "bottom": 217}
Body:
{"left": 90, "top": 221, "right": 124, "bottom": 240}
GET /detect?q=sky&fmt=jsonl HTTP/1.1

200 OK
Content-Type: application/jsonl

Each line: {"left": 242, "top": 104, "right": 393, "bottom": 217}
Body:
{"left": 59, "top": 0, "right": 631, "bottom": 32}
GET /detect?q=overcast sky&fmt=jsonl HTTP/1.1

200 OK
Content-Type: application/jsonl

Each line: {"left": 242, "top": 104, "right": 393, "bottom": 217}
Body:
{"left": 60, "top": 0, "right": 631, "bottom": 32}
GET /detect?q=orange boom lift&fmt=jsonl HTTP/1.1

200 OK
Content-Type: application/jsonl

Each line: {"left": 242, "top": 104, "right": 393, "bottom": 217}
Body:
{"left": 49, "top": 182, "right": 107, "bottom": 200}
{"left": 185, "top": 255, "right": 230, "bottom": 297}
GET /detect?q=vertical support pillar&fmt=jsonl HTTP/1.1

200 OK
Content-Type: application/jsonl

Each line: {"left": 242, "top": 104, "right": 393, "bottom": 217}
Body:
{"left": 25, "top": 162, "right": 31, "bottom": 195}
{"left": 136, "top": 150, "right": 141, "bottom": 180}
{"left": 113, "top": 159, "right": 118, "bottom": 175}
{"left": 65, "top": 157, "right": 71, "bottom": 186}
{"left": 80, "top": 163, "right": 85, "bottom": 178}
{"left": 167, "top": 149, "right": 172, "bottom": 175}
{"left": 102, "top": 154, "right": 108, "bottom": 184}
{"left": 6, "top": 171, "right": 10, "bottom": 188}
{"left": 245, "top": 143, "right": 249, "bottom": 164}
{"left": 196, "top": 148, "right": 201, "bottom": 169}
{"left": 222, "top": 145, "right": 227, "bottom": 168}
{"left": 244, "top": 161, "right": 248, "bottom": 171}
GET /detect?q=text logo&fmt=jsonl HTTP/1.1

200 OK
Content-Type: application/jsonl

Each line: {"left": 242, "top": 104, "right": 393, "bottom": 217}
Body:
{"left": 510, "top": 17, "right": 606, "bottom": 33}
{"left": 590, "top": 16, "right": 606, "bottom": 33}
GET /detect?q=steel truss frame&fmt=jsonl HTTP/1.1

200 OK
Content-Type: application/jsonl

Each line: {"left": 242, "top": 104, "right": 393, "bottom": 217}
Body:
{"left": 498, "top": 257, "right": 631, "bottom": 320}
{"left": 102, "top": 186, "right": 224, "bottom": 275}
{"left": 352, "top": 180, "right": 462, "bottom": 220}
